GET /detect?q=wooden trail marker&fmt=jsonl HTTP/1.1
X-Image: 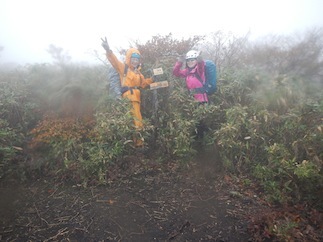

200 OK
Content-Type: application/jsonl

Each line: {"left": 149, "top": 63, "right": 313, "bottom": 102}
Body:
{"left": 150, "top": 80, "right": 169, "bottom": 90}
{"left": 153, "top": 67, "right": 163, "bottom": 75}
{"left": 150, "top": 67, "right": 169, "bottom": 90}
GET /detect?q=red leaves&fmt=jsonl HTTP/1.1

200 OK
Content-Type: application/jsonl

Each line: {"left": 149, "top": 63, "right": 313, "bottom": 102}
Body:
{"left": 29, "top": 115, "right": 95, "bottom": 148}
{"left": 248, "top": 205, "right": 323, "bottom": 241}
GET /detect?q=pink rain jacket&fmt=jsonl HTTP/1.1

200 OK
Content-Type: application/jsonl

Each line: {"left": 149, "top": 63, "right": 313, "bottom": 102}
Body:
{"left": 173, "top": 60, "right": 208, "bottom": 103}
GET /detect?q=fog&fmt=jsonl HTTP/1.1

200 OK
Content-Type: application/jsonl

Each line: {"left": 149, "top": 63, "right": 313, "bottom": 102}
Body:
{"left": 1, "top": 0, "right": 323, "bottom": 65}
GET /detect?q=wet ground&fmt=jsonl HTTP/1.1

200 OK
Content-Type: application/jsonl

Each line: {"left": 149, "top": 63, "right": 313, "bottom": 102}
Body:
{"left": 1, "top": 151, "right": 265, "bottom": 242}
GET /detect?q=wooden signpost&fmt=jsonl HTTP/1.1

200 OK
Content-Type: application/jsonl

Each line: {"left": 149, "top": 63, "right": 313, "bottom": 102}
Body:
{"left": 149, "top": 68, "right": 169, "bottom": 90}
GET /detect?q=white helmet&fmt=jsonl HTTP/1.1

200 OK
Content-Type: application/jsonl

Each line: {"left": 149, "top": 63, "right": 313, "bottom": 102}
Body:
{"left": 186, "top": 50, "right": 199, "bottom": 59}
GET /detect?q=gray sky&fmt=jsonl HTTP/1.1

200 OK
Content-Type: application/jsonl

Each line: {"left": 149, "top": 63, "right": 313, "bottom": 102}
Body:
{"left": 1, "top": 0, "right": 323, "bottom": 65}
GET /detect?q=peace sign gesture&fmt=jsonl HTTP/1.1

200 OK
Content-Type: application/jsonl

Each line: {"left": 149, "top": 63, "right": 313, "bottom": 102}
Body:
{"left": 101, "top": 37, "right": 110, "bottom": 51}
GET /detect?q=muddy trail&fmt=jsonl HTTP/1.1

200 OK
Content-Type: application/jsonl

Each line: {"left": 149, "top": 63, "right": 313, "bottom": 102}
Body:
{"left": 0, "top": 150, "right": 266, "bottom": 242}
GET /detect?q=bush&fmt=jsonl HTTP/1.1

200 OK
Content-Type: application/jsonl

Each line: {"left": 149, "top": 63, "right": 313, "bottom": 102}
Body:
{"left": 1, "top": 31, "right": 322, "bottom": 207}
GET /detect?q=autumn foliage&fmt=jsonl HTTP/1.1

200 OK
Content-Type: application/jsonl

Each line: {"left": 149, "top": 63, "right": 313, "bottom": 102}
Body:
{"left": 1, "top": 29, "right": 323, "bottom": 240}
{"left": 30, "top": 114, "right": 95, "bottom": 148}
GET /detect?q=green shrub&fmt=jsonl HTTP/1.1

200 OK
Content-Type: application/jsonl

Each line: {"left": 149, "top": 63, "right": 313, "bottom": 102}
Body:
{"left": 0, "top": 119, "right": 18, "bottom": 178}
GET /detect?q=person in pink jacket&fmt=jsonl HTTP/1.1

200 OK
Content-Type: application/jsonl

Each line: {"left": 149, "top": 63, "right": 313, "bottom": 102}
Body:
{"left": 172, "top": 50, "right": 209, "bottom": 104}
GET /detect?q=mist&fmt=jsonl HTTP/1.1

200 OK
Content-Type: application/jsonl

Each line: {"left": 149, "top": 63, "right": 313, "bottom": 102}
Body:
{"left": 1, "top": 0, "right": 323, "bottom": 66}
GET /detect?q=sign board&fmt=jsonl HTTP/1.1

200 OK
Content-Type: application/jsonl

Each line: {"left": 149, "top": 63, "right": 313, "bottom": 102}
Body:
{"left": 153, "top": 68, "right": 164, "bottom": 76}
{"left": 150, "top": 81, "right": 169, "bottom": 90}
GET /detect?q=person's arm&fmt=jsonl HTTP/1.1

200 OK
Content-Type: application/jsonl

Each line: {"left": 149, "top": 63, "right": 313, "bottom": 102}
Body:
{"left": 140, "top": 75, "right": 153, "bottom": 88}
{"left": 101, "top": 37, "right": 125, "bottom": 76}
{"left": 173, "top": 61, "right": 187, "bottom": 78}
{"left": 106, "top": 51, "right": 125, "bottom": 76}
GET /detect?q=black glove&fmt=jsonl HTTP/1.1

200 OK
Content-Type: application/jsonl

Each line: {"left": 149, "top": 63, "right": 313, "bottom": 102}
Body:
{"left": 177, "top": 55, "right": 185, "bottom": 63}
{"left": 197, "top": 51, "right": 203, "bottom": 62}
{"left": 101, "top": 37, "right": 110, "bottom": 51}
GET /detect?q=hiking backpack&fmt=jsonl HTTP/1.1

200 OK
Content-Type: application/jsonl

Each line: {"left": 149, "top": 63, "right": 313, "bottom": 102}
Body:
{"left": 204, "top": 60, "right": 217, "bottom": 94}
{"left": 195, "top": 60, "right": 217, "bottom": 95}
{"left": 107, "top": 66, "right": 121, "bottom": 98}
{"left": 107, "top": 64, "right": 129, "bottom": 98}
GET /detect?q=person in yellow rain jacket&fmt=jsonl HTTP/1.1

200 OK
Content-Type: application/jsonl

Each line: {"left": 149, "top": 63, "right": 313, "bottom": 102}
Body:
{"left": 101, "top": 37, "right": 153, "bottom": 147}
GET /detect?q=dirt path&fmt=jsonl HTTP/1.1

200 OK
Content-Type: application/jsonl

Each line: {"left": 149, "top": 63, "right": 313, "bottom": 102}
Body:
{"left": 0, "top": 153, "right": 261, "bottom": 241}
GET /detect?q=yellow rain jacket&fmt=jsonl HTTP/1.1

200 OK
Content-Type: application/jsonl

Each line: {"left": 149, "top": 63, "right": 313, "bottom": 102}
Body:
{"left": 106, "top": 48, "right": 152, "bottom": 103}
{"left": 106, "top": 48, "right": 152, "bottom": 132}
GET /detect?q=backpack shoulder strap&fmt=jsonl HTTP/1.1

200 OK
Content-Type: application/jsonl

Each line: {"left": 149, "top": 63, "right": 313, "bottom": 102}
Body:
{"left": 192, "top": 63, "right": 207, "bottom": 94}
{"left": 121, "top": 64, "right": 128, "bottom": 86}
{"left": 194, "top": 63, "right": 206, "bottom": 85}
{"left": 194, "top": 72, "right": 204, "bottom": 85}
